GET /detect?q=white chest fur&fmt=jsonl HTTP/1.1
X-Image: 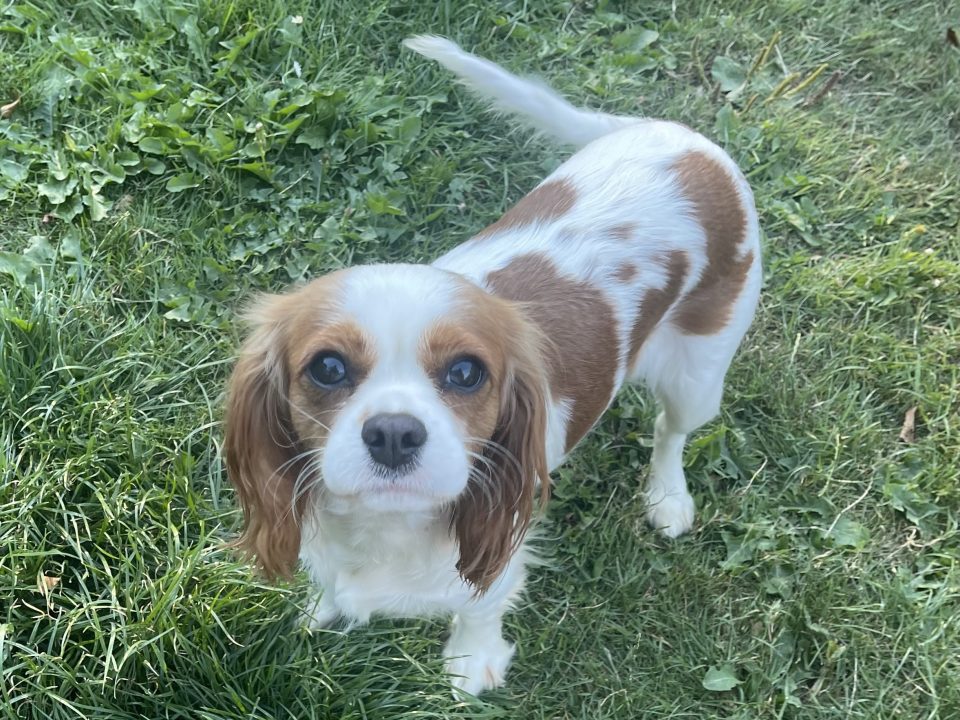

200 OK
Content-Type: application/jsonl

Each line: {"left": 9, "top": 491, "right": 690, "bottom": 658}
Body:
{"left": 299, "top": 507, "right": 529, "bottom": 626}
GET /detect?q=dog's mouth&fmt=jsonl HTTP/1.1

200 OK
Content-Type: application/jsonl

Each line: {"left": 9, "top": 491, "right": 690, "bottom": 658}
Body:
{"left": 358, "top": 485, "right": 450, "bottom": 514}
{"left": 365, "top": 482, "right": 431, "bottom": 498}
{"left": 368, "top": 460, "right": 422, "bottom": 482}
{"left": 322, "top": 466, "right": 460, "bottom": 511}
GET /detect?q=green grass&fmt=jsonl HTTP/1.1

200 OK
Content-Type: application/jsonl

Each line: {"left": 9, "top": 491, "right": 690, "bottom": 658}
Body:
{"left": 2, "top": 0, "right": 958, "bottom": 717}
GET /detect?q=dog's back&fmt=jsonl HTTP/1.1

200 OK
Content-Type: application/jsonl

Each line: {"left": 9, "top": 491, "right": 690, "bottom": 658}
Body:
{"left": 412, "top": 36, "right": 761, "bottom": 537}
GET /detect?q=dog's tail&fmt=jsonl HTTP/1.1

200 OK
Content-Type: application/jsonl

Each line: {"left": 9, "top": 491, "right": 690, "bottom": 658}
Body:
{"left": 403, "top": 35, "right": 638, "bottom": 148}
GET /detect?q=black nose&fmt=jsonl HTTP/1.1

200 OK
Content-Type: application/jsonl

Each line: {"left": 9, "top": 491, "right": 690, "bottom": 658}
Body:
{"left": 361, "top": 413, "right": 428, "bottom": 470}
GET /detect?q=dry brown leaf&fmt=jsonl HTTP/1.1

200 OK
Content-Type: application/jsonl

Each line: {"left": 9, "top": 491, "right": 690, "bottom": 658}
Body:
{"left": 39, "top": 575, "right": 60, "bottom": 596}
{"left": 898, "top": 406, "right": 917, "bottom": 444}
{"left": 1, "top": 96, "right": 21, "bottom": 118}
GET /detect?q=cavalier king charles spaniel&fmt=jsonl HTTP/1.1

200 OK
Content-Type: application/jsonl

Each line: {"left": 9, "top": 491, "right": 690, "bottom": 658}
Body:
{"left": 223, "top": 36, "right": 761, "bottom": 696}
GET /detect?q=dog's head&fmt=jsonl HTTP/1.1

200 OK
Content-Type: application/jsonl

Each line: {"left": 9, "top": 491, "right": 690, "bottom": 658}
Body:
{"left": 224, "top": 264, "right": 549, "bottom": 591}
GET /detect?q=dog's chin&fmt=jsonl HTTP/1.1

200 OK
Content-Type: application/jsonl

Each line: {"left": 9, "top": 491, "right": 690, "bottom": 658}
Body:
{"left": 322, "top": 468, "right": 468, "bottom": 516}
{"left": 358, "top": 488, "right": 448, "bottom": 514}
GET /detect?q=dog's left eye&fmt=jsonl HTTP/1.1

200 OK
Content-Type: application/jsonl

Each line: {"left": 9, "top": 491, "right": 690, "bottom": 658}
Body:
{"left": 445, "top": 357, "right": 485, "bottom": 392}
{"left": 307, "top": 352, "right": 349, "bottom": 388}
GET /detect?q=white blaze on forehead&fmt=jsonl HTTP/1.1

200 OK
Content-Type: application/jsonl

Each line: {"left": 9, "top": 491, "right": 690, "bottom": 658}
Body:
{"left": 339, "top": 264, "right": 461, "bottom": 373}
{"left": 319, "top": 263, "right": 473, "bottom": 510}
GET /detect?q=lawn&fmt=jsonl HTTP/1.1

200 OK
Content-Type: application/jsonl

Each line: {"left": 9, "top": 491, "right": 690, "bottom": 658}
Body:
{"left": 2, "top": 1, "right": 958, "bottom": 718}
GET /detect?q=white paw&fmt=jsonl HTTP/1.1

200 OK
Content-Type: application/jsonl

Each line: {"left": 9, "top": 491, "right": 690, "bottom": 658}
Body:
{"left": 302, "top": 594, "right": 339, "bottom": 630}
{"left": 645, "top": 491, "right": 695, "bottom": 538}
{"left": 443, "top": 637, "right": 515, "bottom": 697}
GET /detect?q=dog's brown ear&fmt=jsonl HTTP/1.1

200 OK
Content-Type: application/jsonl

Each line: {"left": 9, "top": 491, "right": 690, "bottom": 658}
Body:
{"left": 453, "top": 328, "right": 550, "bottom": 593}
{"left": 223, "top": 298, "right": 303, "bottom": 580}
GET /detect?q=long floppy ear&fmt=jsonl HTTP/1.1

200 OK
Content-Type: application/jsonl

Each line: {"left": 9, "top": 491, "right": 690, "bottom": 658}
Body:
{"left": 223, "top": 300, "right": 304, "bottom": 580}
{"left": 453, "top": 327, "right": 550, "bottom": 593}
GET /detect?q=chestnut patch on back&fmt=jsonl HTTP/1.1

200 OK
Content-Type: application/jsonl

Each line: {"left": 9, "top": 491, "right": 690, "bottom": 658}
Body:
{"left": 671, "top": 150, "right": 754, "bottom": 335}
{"left": 475, "top": 178, "right": 577, "bottom": 239}
{"left": 627, "top": 251, "right": 689, "bottom": 363}
{"left": 486, "top": 253, "right": 617, "bottom": 452}
{"left": 615, "top": 262, "right": 638, "bottom": 283}
{"left": 608, "top": 223, "right": 637, "bottom": 241}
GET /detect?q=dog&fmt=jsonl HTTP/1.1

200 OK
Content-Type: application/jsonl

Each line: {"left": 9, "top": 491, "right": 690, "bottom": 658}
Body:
{"left": 223, "top": 36, "right": 761, "bottom": 696}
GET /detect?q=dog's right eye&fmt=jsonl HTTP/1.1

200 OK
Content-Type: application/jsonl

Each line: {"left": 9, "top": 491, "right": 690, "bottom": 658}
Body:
{"left": 445, "top": 356, "right": 486, "bottom": 392}
{"left": 307, "top": 352, "right": 349, "bottom": 388}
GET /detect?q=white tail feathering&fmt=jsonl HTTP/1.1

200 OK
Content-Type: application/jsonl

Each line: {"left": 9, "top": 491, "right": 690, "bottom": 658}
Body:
{"left": 403, "top": 35, "right": 639, "bottom": 148}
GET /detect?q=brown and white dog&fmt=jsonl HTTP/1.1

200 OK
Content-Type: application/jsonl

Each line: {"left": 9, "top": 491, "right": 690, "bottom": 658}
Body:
{"left": 224, "top": 36, "right": 761, "bottom": 695}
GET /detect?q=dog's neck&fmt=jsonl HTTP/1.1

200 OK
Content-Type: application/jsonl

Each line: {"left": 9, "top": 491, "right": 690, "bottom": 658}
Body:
{"left": 304, "top": 499, "right": 455, "bottom": 568}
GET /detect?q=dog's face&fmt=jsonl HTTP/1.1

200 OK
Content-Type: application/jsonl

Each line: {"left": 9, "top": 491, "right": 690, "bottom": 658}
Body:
{"left": 224, "top": 264, "right": 549, "bottom": 591}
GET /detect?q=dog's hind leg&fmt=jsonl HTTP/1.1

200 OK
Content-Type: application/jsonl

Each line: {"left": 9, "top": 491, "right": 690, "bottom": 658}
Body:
{"left": 631, "top": 328, "right": 742, "bottom": 537}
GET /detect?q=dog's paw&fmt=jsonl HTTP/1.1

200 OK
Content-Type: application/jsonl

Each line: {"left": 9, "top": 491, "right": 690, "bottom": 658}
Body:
{"left": 645, "top": 491, "right": 695, "bottom": 538}
{"left": 302, "top": 595, "right": 339, "bottom": 630}
{"left": 443, "top": 636, "right": 515, "bottom": 698}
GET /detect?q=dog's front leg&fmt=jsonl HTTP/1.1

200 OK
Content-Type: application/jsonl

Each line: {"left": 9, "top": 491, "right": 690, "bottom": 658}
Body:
{"left": 302, "top": 588, "right": 340, "bottom": 629}
{"left": 443, "top": 608, "right": 516, "bottom": 697}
